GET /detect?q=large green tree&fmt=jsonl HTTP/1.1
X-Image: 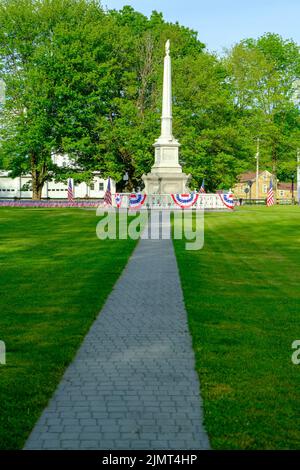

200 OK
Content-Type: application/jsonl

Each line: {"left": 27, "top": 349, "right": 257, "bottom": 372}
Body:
{"left": 225, "top": 33, "right": 300, "bottom": 186}
{"left": 95, "top": 6, "right": 249, "bottom": 191}
{"left": 94, "top": 7, "right": 209, "bottom": 190}
{"left": 0, "top": 2, "right": 299, "bottom": 197}
{"left": 0, "top": 0, "right": 113, "bottom": 198}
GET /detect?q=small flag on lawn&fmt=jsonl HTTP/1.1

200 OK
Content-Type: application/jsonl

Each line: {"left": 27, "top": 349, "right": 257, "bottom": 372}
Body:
{"left": 104, "top": 177, "right": 112, "bottom": 206}
{"left": 115, "top": 193, "right": 122, "bottom": 208}
{"left": 266, "top": 179, "right": 275, "bottom": 206}
{"left": 199, "top": 179, "right": 206, "bottom": 193}
{"left": 67, "top": 178, "right": 74, "bottom": 202}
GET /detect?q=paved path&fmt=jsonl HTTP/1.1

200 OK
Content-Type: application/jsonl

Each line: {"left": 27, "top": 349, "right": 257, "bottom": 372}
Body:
{"left": 25, "top": 225, "right": 210, "bottom": 450}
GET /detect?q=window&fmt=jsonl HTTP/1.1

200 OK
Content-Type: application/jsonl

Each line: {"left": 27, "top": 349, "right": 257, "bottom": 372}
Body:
{"left": 90, "top": 183, "right": 95, "bottom": 190}
{"left": 99, "top": 182, "right": 104, "bottom": 191}
{"left": 280, "top": 191, "right": 284, "bottom": 197}
{"left": 263, "top": 185, "right": 267, "bottom": 193}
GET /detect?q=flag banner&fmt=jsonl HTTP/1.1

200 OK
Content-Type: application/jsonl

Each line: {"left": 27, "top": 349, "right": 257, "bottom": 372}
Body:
{"left": 67, "top": 178, "right": 74, "bottom": 202}
{"left": 218, "top": 192, "right": 235, "bottom": 210}
{"left": 129, "top": 193, "right": 147, "bottom": 209}
{"left": 199, "top": 179, "right": 206, "bottom": 193}
{"left": 114, "top": 193, "right": 122, "bottom": 208}
{"left": 103, "top": 177, "right": 112, "bottom": 206}
{"left": 266, "top": 180, "right": 275, "bottom": 206}
{"left": 171, "top": 193, "right": 199, "bottom": 209}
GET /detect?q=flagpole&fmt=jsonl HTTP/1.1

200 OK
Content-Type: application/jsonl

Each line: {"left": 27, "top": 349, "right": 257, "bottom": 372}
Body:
{"left": 255, "top": 138, "right": 260, "bottom": 200}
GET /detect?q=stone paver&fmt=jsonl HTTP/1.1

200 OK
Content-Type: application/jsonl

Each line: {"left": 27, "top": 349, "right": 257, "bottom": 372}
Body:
{"left": 25, "top": 219, "right": 210, "bottom": 450}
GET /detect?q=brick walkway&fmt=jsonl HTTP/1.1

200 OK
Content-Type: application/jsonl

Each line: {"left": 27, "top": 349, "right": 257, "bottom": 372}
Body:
{"left": 25, "top": 227, "right": 210, "bottom": 450}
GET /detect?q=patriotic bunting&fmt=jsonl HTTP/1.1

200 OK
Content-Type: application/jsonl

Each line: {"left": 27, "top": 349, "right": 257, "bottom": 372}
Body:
{"left": 218, "top": 192, "right": 235, "bottom": 210}
{"left": 129, "top": 193, "right": 147, "bottom": 209}
{"left": 171, "top": 193, "right": 199, "bottom": 209}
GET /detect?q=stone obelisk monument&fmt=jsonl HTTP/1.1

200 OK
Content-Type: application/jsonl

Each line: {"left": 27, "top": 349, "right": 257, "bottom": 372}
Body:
{"left": 142, "top": 40, "right": 190, "bottom": 194}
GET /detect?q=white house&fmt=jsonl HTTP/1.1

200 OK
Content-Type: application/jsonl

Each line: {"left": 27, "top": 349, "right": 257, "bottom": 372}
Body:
{"left": 0, "top": 154, "right": 116, "bottom": 199}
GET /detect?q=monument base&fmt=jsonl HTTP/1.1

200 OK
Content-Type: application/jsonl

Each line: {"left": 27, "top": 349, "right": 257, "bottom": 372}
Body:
{"left": 142, "top": 170, "right": 191, "bottom": 194}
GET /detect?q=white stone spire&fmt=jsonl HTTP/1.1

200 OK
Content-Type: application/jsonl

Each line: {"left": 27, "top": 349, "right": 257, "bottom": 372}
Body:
{"left": 142, "top": 39, "right": 190, "bottom": 194}
{"left": 161, "top": 39, "right": 173, "bottom": 139}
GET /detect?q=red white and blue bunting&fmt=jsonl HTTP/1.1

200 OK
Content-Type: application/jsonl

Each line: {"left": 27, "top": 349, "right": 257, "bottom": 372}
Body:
{"left": 114, "top": 193, "right": 123, "bottom": 208}
{"left": 218, "top": 192, "right": 235, "bottom": 210}
{"left": 171, "top": 193, "right": 199, "bottom": 209}
{"left": 129, "top": 193, "right": 147, "bottom": 209}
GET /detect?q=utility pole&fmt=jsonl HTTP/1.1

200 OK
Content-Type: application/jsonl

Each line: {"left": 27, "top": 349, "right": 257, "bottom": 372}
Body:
{"left": 291, "top": 173, "right": 295, "bottom": 204}
{"left": 255, "top": 138, "right": 260, "bottom": 200}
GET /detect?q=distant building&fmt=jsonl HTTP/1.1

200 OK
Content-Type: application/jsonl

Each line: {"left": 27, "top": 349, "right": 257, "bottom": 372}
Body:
{"left": 277, "top": 182, "right": 294, "bottom": 200}
{"left": 0, "top": 154, "right": 116, "bottom": 199}
{"left": 233, "top": 170, "right": 294, "bottom": 201}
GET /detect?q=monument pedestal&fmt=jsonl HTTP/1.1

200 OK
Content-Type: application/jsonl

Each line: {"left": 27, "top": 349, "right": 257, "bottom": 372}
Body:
{"left": 142, "top": 138, "right": 190, "bottom": 193}
{"left": 142, "top": 171, "right": 190, "bottom": 194}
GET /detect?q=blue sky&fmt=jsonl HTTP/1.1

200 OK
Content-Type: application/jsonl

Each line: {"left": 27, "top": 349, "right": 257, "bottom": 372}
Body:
{"left": 102, "top": 0, "right": 300, "bottom": 53}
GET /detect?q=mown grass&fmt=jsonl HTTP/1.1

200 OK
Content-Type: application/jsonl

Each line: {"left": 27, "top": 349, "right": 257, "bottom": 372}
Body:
{"left": 173, "top": 206, "right": 300, "bottom": 449}
{"left": 0, "top": 208, "right": 136, "bottom": 449}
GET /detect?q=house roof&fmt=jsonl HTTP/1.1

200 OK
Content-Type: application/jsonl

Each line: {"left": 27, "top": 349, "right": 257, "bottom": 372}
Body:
{"left": 237, "top": 170, "right": 272, "bottom": 183}
{"left": 238, "top": 172, "right": 257, "bottom": 182}
{"left": 277, "top": 182, "right": 293, "bottom": 190}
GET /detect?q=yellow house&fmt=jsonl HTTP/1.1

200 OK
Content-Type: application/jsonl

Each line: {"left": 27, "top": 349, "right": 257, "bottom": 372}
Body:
{"left": 233, "top": 171, "right": 294, "bottom": 201}
{"left": 277, "top": 182, "right": 294, "bottom": 201}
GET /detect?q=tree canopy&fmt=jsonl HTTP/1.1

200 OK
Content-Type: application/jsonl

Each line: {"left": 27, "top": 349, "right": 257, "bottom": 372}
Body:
{"left": 0, "top": 0, "right": 299, "bottom": 198}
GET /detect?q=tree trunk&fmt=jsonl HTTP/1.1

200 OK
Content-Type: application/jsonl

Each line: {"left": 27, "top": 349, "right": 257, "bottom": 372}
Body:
{"left": 30, "top": 152, "right": 45, "bottom": 200}
{"left": 32, "top": 179, "right": 43, "bottom": 200}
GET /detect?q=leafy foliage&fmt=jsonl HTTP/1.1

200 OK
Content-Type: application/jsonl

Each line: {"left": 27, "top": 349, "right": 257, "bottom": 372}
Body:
{"left": 0, "top": 2, "right": 299, "bottom": 197}
{"left": 225, "top": 33, "right": 300, "bottom": 185}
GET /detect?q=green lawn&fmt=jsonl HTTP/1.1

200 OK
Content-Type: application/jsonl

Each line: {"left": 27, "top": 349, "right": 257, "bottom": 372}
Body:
{"left": 174, "top": 206, "right": 300, "bottom": 450}
{"left": 0, "top": 208, "right": 136, "bottom": 450}
{"left": 1, "top": 206, "right": 300, "bottom": 450}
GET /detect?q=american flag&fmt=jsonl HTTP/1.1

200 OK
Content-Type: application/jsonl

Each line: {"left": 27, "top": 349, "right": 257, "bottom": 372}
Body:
{"left": 67, "top": 178, "right": 74, "bottom": 202}
{"left": 199, "top": 179, "right": 206, "bottom": 193}
{"left": 103, "top": 177, "right": 112, "bottom": 206}
{"left": 266, "top": 179, "right": 275, "bottom": 206}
